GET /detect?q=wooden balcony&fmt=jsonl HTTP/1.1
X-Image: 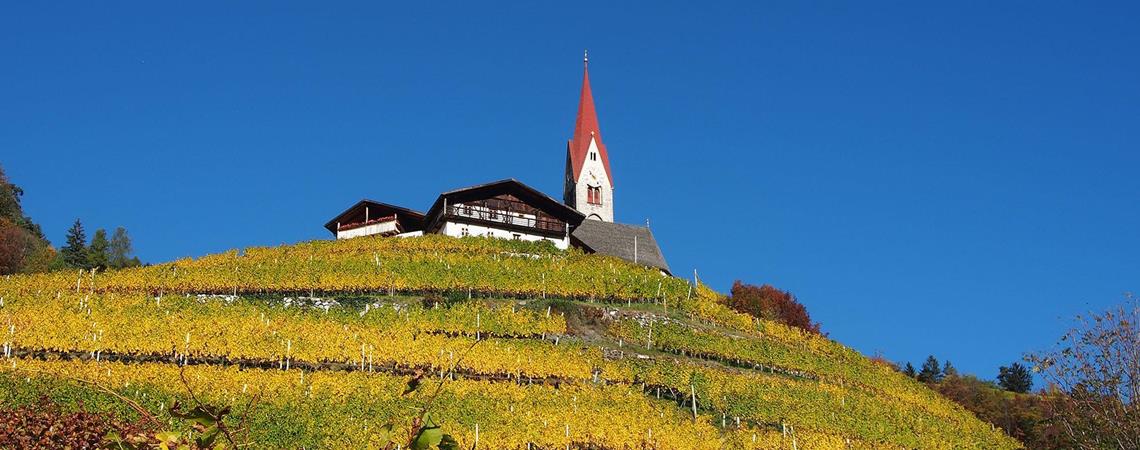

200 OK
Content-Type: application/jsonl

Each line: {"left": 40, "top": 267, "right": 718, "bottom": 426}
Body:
{"left": 445, "top": 204, "right": 566, "bottom": 237}
{"left": 336, "top": 214, "right": 402, "bottom": 239}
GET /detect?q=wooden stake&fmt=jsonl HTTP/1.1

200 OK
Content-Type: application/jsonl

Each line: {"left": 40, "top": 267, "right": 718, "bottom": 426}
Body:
{"left": 690, "top": 384, "right": 697, "bottom": 420}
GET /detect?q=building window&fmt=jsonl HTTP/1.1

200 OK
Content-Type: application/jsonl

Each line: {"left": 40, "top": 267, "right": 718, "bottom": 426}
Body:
{"left": 512, "top": 233, "right": 521, "bottom": 240}
{"left": 590, "top": 152, "right": 597, "bottom": 161}
{"left": 587, "top": 186, "right": 602, "bottom": 205}
{"left": 460, "top": 227, "right": 469, "bottom": 237}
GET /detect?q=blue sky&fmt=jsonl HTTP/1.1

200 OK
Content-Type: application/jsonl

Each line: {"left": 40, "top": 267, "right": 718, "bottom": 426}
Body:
{"left": 3, "top": 2, "right": 1138, "bottom": 381}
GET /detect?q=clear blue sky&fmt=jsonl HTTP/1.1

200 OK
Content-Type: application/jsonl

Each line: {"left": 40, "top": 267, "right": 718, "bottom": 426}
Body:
{"left": 3, "top": 2, "right": 1138, "bottom": 381}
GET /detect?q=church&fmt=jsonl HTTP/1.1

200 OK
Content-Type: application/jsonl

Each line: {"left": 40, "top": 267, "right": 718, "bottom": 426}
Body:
{"left": 323, "top": 53, "right": 670, "bottom": 275}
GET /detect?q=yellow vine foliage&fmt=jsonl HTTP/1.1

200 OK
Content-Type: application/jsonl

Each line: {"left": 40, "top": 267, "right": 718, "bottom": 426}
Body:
{"left": 0, "top": 235, "right": 1023, "bottom": 449}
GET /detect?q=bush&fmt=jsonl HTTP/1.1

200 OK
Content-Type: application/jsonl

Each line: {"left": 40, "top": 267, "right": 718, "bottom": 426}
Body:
{"left": 727, "top": 281, "right": 821, "bottom": 334}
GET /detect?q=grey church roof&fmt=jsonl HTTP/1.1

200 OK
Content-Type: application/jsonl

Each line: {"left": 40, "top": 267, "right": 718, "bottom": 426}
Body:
{"left": 571, "top": 220, "right": 671, "bottom": 275}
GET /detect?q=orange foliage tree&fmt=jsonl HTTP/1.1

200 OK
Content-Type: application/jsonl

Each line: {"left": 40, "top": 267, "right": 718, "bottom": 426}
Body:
{"left": 727, "top": 281, "right": 822, "bottom": 335}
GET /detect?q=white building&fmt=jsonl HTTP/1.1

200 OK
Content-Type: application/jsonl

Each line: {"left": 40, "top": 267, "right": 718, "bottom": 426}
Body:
{"left": 422, "top": 179, "right": 584, "bottom": 250}
{"left": 323, "top": 200, "right": 425, "bottom": 240}
{"left": 322, "top": 53, "right": 671, "bottom": 274}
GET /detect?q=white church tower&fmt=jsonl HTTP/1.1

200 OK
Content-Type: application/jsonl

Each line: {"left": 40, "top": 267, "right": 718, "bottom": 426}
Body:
{"left": 564, "top": 51, "right": 615, "bottom": 222}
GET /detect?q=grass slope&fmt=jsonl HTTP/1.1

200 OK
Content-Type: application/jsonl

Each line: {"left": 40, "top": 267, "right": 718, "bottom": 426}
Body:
{"left": 0, "top": 235, "right": 1021, "bottom": 449}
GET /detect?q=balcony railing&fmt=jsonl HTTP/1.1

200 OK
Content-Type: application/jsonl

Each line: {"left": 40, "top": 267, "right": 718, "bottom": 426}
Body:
{"left": 446, "top": 205, "right": 566, "bottom": 235}
{"left": 337, "top": 214, "right": 397, "bottom": 232}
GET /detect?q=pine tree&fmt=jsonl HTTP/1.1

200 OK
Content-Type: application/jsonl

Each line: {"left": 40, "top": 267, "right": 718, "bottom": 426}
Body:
{"left": 918, "top": 355, "right": 943, "bottom": 383}
{"left": 109, "top": 226, "right": 133, "bottom": 268}
{"left": 997, "top": 362, "right": 1033, "bottom": 393}
{"left": 61, "top": 219, "right": 88, "bottom": 269}
{"left": 903, "top": 362, "right": 917, "bottom": 378}
{"left": 942, "top": 360, "right": 958, "bottom": 378}
{"left": 88, "top": 228, "right": 109, "bottom": 271}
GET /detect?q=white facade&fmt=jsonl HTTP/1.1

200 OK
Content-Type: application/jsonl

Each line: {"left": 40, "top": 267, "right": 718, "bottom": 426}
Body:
{"left": 336, "top": 218, "right": 400, "bottom": 239}
{"left": 570, "top": 137, "right": 614, "bottom": 222}
{"left": 440, "top": 220, "right": 569, "bottom": 250}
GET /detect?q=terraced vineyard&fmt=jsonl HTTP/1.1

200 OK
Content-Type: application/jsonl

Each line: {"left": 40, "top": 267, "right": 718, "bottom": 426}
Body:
{"left": 0, "top": 235, "right": 1021, "bottom": 448}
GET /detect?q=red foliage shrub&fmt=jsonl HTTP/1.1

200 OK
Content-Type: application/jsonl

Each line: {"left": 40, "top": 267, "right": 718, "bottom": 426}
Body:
{"left": 0, "top": 219, "right": 31, "bottom": 274}
{"left": 869, "top": 353, "right": 898, "bottom": 370}
{"left": 728, "top": 281, "right": 822, "bottom": 335}
{"left": 0, "top": 218, "right": 53, "bottom": 275}
{"left": 0, "top": 398, "right": 153, "bottom": 449}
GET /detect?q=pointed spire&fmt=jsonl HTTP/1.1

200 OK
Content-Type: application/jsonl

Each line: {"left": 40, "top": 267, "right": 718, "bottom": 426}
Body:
{"left": 567, "top": 51, "right": 613, "bottom": 186}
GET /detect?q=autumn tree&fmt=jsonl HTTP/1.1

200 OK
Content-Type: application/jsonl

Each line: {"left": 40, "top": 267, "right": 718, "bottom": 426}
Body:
{"left": 0, "top": 221, "right": 34, "bottom": 274}
{"left": 0, "top": 163, "right": 52, "bottom": 274}
{"left": 1028, "top": 296, "right": 1140, "bottom": 449}
{"left": 728, "top": 281, "right": 822, "bottom": 334}
{"left": 936, "top": 374, "right": 1068, "bottom": 449}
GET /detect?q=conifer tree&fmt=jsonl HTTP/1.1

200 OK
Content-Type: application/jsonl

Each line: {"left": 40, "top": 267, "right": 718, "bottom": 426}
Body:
{"left": 61, "top": 219, "right": 88, "bottom": 269}
{"left": 942, "top": 360, "right": 958, "bottom": 378}
{"left": 903, "top": 362, "right": 917, "bottom": 378}
{"left": 997, "top": 362, "right": 1032, "bottom": 393}
{"left": 88, "top": 228, "right": 109, "bottom": 271}
{"left": 918, "top": 355, "right": 943, "bottom": 383}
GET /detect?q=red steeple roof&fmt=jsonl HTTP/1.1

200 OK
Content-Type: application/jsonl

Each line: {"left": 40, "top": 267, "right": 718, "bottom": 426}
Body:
{"left": 568, "top": 53, "right": 614, "bottom": 187}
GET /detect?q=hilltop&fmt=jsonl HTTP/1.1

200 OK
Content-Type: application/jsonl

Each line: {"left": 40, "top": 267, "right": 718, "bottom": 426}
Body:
{"left": 0, "top": 235, "right": 1021, "bottom": 449}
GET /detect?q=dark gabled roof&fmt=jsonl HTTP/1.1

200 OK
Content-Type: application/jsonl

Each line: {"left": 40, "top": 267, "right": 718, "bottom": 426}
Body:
{"left": 571, "top": 220, "right": 670, "bottom": 274}
{"left": 323, "top": 200, "right": 425, "bottom": 235}
{"left": 424, "top": 179, "right": 586, "bottom": 231}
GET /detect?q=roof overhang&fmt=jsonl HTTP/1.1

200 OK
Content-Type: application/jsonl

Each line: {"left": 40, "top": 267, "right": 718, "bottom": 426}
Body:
{"left": 424, "top": 179, "right": 586, "bottom": 232}
{"left": 323, "top": 200, "right": 425, "bottom": 235}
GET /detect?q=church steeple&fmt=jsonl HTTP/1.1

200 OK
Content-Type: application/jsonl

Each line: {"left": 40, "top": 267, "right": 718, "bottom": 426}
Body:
{"left": 564, "top": 51, "right": 615, "bottom": 222}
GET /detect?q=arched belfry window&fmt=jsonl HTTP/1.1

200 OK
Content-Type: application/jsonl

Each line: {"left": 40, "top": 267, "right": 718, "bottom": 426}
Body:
{"left": 587, "top": 185, "right": 602, "bottom": 205}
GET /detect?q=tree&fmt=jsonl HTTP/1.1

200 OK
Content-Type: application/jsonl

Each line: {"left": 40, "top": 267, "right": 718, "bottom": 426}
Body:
{"left": 108, "top": 226, "right": 135, "bottom": 268}
{"left": 1028, "top": 296, "right": 1140, "bottom": 449}
{"left": 936, "top": 374, "right": 1068, "bottom": 449}
{"left": 61, "top": 219, "right": 88, "bottom": 269}
{"left": 943, "top": 360, "right": 959, "bottom": 378}
{"left": 0, "top": 165, "right": 24, "bottom": 224}
{"left": 728, "top": 281, "right": 822, "bottom": 334}
{"left": 87, "top": 228, "right": 109, "bottom": 271}
{"left": 998, "top": 362, "right": 1032, "bottom": 394}
{"left": 0, "top": 164, "right": 52, "bottom": 274}
{"left": 0, "top": 220, "right": 33, "bottom": 274}
{"left": 903, "top": 362, "right": 917, "bottom": 378}
{"left": 918, "top": 355, "right": 943, "bottom": 383}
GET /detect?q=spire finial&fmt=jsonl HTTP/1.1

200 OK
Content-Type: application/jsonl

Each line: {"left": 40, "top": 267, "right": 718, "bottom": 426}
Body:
{"left": 584, "top": 49, "right": 589, "bottom": 66}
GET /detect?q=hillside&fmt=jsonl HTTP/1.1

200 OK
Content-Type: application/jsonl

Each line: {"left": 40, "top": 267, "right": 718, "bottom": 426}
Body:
{"left": 0, "top": 235, "right": 1021, "bottom": 449}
